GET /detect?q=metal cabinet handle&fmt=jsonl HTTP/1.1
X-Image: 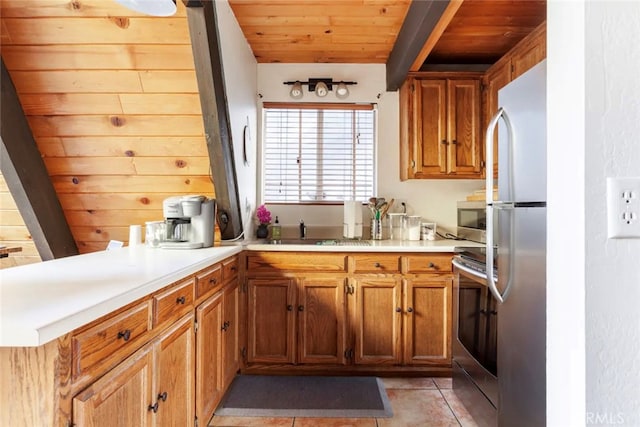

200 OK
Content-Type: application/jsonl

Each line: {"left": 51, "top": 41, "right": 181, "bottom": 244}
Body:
{"left": 374, "top": 262, "right": 381, "bottom": 268}
{"left": 176, "top": 296, "right": 186, "bottom": 304}
{"left": 117, "top": 329, "right": 131, "bottom": 341}
{"left": 451, "top": 140, "right": 458, "bottom": 145}
{"left": 230, "top": 266, "right": 237, "bottom": 271}
{"left": 209, "top": 277, "right": 217, "bottom": 284}
{"left": 148, "top": 402, "right": 158, "bottom": 413}
{"left": 158, "top": 392, "right": 167, "bottom": 402}
{"left": 428, "top": 262, "right": 435, "bottom": 268}
{"left": 441, "top": 139, "right": 448, "bottom": 145}
{"left": 395, "top": 307, "right": 402, "bottom": 313}
{"left": 221, "top": 321, "right": 230, "bottom": 331}
{"left": 298, "top": 305, "right": 304, "bottom": 312}
{"left": 286, "top": 305, "right": 293, "bottom": 311}
{"left": 407, "top": 307, "right": 414, "bottom": 313}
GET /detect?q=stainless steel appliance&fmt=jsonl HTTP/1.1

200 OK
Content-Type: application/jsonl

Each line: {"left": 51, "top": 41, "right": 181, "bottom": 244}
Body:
{"left": 453, "top": 252, "right": 498, "bottom": 427}
{"left": 160, "top": 195, "right": 216, "bottom": 249}
{"left": 453, "top": 60, "right": 547, "bottom": 426}
{"left": 457, "top": 200, "right": 488, "bottom": 243}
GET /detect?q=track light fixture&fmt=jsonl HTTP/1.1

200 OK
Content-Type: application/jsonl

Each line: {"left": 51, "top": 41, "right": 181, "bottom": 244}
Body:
{"left": 283, "top": 78, "right": 357, "bottom": 99}
{"left": 113, "top": 0, "right": 177, "bottom": 16}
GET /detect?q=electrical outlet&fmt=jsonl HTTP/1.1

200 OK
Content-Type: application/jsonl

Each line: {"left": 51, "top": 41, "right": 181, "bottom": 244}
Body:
{"left": 607, "top": 177, "right": 640, "bottom": 238}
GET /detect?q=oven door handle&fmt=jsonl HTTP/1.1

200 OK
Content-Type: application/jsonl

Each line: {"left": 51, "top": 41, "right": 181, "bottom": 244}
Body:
{"left": 452, "top": 259, "right": 487, "bottom": 281}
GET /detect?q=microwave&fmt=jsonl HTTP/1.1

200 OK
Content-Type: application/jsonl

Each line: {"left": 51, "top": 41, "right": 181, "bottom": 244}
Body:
{"left": 456, "top": 201, "right": 488, "bottom": 243}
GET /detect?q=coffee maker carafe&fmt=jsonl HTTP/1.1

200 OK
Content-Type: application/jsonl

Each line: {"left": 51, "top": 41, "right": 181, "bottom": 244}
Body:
{"left": 160, "top": 195, "right": 216, "bottom": 249}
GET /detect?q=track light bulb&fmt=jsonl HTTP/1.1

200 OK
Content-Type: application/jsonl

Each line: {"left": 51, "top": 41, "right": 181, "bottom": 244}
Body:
{"left": 315, "top": 81, "right": 329, "bottom": 97}
{"left": 335, "top": 82, "right": 349, "bottom": 99}
{"left": 290, "top": 81, "right": 304, "bottom": 99}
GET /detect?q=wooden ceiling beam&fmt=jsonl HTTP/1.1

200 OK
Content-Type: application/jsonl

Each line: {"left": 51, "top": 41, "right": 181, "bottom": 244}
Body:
{"left": 0, "top": 58, "right": 78, "bottom": 260}
{"left": 409, "top": 0, "right": 463, "bottom": 71}
{"left": 183, "top": 0, "right": 244, "bottom": 240}
{"left": 385, "top": 0, "right": 458, "bottom": 91}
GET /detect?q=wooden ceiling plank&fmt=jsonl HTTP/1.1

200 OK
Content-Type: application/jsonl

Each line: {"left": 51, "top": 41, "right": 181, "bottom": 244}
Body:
{"left": 385, "top": 0, "right": 450, "bottom": 91}
{"left": 54, "top": 136, "right": 208, "bottom": 157}
{"left": 0, "top": 59, "right": 78, "bottom": 261}
{"left": 59, "top": 193, "right": 191, "bottom": 210}
{"left": 2, "top": 17, "right": 191, "bottom": 45}
{"left": 19, "top": 93, "right": 123, "bottom": 116}
{"left": 27, "top": 115, "right": 206, "bottom": 138}
{"left": 1, "top": 45, "right": 196, "bottom": 71}
{"left": 228, "top": 3, "right": 409, "bottom": 17}
{"left": 409, "top": 0, "right": 463, "bottom": 71}
{"left": 11, "top": 70, "right": 143, "bottom": 94}
{"left": 0, "top": 0, "right": 187, "bottom": 18}
{"left": 51, "top": 175, "right": 214, "bottom": 194}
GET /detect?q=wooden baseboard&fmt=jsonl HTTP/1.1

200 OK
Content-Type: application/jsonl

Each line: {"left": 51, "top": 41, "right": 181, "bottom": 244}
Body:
{"left": 241, "top": 364, "right": 452, "bottom": 378}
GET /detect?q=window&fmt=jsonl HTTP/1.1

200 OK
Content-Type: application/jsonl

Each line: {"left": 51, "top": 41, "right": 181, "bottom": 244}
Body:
{"left": 262, "top": 103, "right": 375, "bottom": 204}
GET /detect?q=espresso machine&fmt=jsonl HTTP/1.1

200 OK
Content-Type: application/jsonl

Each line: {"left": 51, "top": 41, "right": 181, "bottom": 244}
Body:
{"left": 160, "top": 195, "right": 216, "bottom": 249}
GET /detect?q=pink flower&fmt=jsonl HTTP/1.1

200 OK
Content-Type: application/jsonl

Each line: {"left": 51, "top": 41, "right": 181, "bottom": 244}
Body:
{"left": 256, "top": 204, "right": 272, "bottom": 224}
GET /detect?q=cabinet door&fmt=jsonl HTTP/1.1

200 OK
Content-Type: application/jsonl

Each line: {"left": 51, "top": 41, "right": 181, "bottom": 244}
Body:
{"left": 353, "top": 278, "right": 402, "bottom": 365}
{"left": 414, "top": 79, "right": 447, "bottom": 177}
{"left": 447, "top": 79, "right": 482, "bottom": 176}
{"left": 403, "top": 277, "right": 452, "bottom": 365}
{"left": 511, "top": 22, "right": 546, "bottom": 80}
{"left": 73, "top": 344, "right": 154, "bottom": 427}
{"left": 195, "top": 292, "right": 224, "bottom": 425}
{"left": 483, "top": 61, "right": 510, "bottom": 179}
{"left": 154, "top": 313, "right": 195, "bottom": 426}
{"left": 297, "top": 277, "right": 347, "bottom": 365}
{"left": 222, "top": 281, "right": 240, "bottom": 388}
{"left": 247, "top": 278, "right": 296, "bottom": 363}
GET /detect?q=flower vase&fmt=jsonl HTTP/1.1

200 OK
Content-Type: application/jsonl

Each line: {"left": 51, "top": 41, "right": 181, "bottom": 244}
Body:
{"left": 256, "top": 223, "right": 269, "bottom": 239}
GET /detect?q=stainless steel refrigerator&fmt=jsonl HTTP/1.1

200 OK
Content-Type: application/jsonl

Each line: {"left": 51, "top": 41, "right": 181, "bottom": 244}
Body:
{"left": 485, "top": 59, "right": 547, "bottom": 426}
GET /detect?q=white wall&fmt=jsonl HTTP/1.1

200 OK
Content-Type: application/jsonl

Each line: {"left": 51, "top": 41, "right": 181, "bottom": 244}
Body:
{"left": 547, "top": 1, "right": 586, "bottom": 425}
{"left": 583, "top": 2, "right": 640, "bottom": 425}
{"left": 215, "top": 0, "right": 258, "bottom": 240}
{"left": 548, "top": 1, "right": 640, "bottom": 425}
{"left": 256, "top": 63, "right": 482, "bottom": 235}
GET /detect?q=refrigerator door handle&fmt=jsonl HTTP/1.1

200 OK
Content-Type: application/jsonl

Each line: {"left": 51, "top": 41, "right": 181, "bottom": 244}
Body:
{"left": 485, "top": 107, "right": 514, "bottom": 205}
{"left": 485, "top": 107, "right": 515, "bottom": 304}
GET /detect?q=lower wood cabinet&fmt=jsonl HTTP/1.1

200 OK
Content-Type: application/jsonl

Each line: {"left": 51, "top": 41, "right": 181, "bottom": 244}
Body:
{"left": 402, "top": 277, "right": 452, "bottom": 365}
{"left": 73, "top": 313, "right": 195, "bottom": 427}
{"left": 247, "top": 276, "right": 347, "bottom": 365}
{"left": 245, "top": 252, "right": 454, "bottom": 372}
{"left": 195, "top": 280, "right": 240, "bottom": 425}
{"left": 353, "top": 277, "right": 402, "bottom": 365}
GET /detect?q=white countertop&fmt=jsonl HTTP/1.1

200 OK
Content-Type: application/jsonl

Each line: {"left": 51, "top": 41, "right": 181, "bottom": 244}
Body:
{"left": 0, "top": 238, "right": 484, "bottom": 348}
{"left": 0, "top": 245, "right": 242, "bottom": 347}
{"left": 245, "top": 238, "right": 484, "bottom": 252}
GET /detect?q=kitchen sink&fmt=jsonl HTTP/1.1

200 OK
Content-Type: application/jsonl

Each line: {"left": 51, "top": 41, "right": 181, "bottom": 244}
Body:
{"left": 274, "top": 239, "right": 371, "bottom": 246}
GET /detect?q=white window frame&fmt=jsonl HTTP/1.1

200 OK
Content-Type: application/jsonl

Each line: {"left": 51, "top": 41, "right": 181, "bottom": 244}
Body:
{"left": 260, "top": 102, "right": 377, "bottom": 205}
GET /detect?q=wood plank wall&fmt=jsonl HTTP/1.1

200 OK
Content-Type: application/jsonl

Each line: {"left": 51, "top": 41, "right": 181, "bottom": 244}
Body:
{"left": 0, "top": 174, "right": 41, "bottom": 268}
{"left": 0, "top": 0, "right": 215, "bottom": 257}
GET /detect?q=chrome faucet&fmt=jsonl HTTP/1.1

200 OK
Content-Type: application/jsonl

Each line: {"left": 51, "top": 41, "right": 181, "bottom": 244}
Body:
{"left": 299, "top": 219, "right": 307, "bottom": 239}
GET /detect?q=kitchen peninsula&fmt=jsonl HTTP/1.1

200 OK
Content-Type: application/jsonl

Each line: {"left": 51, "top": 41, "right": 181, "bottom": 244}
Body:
{"left": 0, "top": 239, "right": 480, "bottom": 426}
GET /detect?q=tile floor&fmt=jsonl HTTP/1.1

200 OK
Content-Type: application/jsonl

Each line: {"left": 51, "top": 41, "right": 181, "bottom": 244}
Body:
{"left": 209, "top": 377, "right": 479, "bottom": 427}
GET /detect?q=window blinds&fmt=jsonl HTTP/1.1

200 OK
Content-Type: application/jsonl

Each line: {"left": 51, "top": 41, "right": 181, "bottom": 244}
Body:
{"left": 263, "top": 104, "right": 375, "bottom": 203}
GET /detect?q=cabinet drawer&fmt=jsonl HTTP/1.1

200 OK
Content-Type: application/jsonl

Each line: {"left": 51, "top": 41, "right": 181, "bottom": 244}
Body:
{"left": 222, "top": 256, "right": 239, "bottom": 282}
{"left": 352, "top": 255, "right": 401, "bottom": 273}
{"left": 196, "top": 264, "right": 222, "bottom": 299}
{"left": 72, "top": 301, "right": 152, "bottom": 380}
{"left": 405, "top": 254, "right": 453, "bottom": 273}
{"left": 153, "top": 278, "right": 194, "bottom": 326}
{"left": 247, "top": 252, "right": 346, "bottom": 273}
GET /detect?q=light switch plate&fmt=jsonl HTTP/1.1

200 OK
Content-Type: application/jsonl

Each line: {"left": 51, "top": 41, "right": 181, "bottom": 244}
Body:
{"left": 607, "top": 177, "right": 640, "bottom": 238}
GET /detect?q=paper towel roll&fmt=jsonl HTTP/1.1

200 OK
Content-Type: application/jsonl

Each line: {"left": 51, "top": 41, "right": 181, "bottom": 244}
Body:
{"left": 343, "top": 201, "right": 363, "bottom": 239}
{"left": 129, "top": 224, "right": 142, "bottom": 246}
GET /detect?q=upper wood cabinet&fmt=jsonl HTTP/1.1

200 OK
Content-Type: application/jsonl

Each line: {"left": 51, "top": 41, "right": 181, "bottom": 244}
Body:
{"left": 482, "top": 22, "right": 546, "bottom": 178}
{"left": 400, "top": 73, "right": 483, "bottom": 180}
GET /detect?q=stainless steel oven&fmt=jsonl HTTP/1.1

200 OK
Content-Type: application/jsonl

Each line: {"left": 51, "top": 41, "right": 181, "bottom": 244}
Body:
{"left": 452, "top": 253, "right": 498, "bottom": 427}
